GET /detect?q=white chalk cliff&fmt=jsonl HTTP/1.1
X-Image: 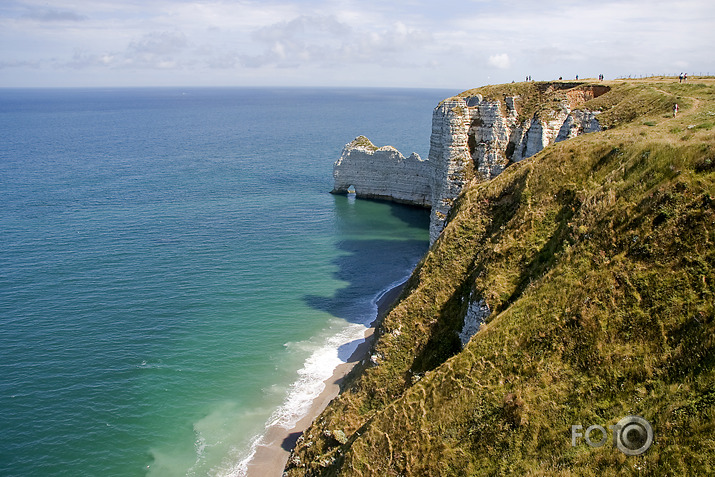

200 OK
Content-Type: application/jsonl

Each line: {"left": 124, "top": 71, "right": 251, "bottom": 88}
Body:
{"left": 331, "top": 136, "right": 432, "bottom": 207}
{"left": 332, "top": 83, "right": 609, "bottom": 244}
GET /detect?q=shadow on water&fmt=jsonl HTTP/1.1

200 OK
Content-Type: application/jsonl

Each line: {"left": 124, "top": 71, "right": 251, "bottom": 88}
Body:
{"left": 386, "top": 200, "right": 432, "bottom": 230}
{"left": 303, "top": 195, "right": 430, "bottom": 324}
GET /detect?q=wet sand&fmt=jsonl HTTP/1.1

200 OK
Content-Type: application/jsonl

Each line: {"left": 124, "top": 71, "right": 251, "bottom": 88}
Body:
{"left": 245, "top": 281, "right": 406, "bottom": 477}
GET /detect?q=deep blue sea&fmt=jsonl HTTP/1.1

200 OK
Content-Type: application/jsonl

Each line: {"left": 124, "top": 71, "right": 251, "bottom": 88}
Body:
{"left": 0, "top": 87, "right": 452, "bottom": 476}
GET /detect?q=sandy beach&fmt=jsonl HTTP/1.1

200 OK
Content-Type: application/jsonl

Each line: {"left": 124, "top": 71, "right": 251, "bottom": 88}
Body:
{"left": 244, "top": 281, "right": 406, "bottom": 477}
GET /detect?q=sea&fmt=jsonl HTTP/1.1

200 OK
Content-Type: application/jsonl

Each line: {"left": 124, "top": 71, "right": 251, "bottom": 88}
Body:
{"left": 0, "top": 87, "right": 453, "bottom": 476}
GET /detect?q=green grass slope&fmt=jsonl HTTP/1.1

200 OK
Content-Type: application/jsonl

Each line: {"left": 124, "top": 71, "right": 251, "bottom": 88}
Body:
{"left": 286, "top": 78, "right": 715, "bottom": 476}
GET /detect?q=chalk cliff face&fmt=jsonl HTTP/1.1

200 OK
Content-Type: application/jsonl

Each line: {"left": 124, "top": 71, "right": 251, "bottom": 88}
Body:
{"left": 331, "top": 136, "right": 432, "bottom": 207}
{"left": 332, "top": 82, "right": 609, "bottom": 244}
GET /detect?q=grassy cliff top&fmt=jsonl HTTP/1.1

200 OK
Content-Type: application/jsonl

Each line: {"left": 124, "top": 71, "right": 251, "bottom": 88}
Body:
{"left": 287, "top": 77, "right": 715, "bottom": 476}
{"left": 448, "top": 77, "right": 715, "bottom": 129}
{"left": 347, "top": 135, "right": 379, "bottom": 151}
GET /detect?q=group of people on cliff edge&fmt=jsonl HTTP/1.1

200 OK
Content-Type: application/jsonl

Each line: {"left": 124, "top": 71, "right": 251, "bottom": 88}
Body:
{"left": 525, "top": 74, "right": 604, "bottom": 82}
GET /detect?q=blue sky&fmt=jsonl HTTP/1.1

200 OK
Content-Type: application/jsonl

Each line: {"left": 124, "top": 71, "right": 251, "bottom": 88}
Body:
{"left": 1, "top": 0, "right": 713, "bottom": 88}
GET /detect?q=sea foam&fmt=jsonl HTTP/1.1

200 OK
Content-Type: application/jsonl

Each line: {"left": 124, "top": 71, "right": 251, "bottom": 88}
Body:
{"left": 223, "top": 319, "right": 369, "bottom": 476}
{"left": 224, "top": 278, "right": 408, "bottom": 476}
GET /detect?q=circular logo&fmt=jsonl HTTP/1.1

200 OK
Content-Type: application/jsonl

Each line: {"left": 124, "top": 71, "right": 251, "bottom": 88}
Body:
{"left": 615, "top": 415, "right": 653, "bottom": 456}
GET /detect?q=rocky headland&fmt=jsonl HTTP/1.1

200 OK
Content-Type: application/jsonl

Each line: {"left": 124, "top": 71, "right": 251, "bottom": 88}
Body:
{"left": 294, "top": 78, "right": 715, "bottom": 476}
{"left": 330, "top": 136, "right": 432, "bottom": 207}
{"left": 332, "top": 82, "right": 609, "bottom": 243}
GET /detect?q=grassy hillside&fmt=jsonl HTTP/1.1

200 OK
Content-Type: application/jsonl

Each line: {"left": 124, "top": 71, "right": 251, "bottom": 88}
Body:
{"left": 286, "top": 78, "right": 715, "bottom": 476}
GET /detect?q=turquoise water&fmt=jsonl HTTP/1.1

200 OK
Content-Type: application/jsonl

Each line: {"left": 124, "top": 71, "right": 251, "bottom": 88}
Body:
{"left": 0, "top": 88, "right": 450, "bottom": 476}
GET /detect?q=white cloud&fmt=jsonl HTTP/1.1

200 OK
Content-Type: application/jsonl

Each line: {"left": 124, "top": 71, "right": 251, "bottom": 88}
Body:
{"left": 0, "top": 59, "right": 41, "bottom": 69}
{"left": 488, "top": 53, "right": 510, "bottom": 69}
{"left": 235, "top": 14, "right": 430, "bottom": 69}
{"left": 22, "top": 7, "right": 87, "bottom": 22}
{"left": 62, "top": 30, "right": 190, "bottom": 70}
{"left": 0, "top": 0, "right": 713, "bottom": 87}
{"left": 128, "top": 31, "right": 188, "bottom": 56}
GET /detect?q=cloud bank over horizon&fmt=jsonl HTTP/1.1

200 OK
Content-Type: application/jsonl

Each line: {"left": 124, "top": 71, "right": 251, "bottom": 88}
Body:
{"left": 1, "top": 0, "right": 713, "bottom": 88}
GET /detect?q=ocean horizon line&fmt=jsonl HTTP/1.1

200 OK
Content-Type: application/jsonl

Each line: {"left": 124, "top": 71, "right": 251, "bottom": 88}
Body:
{"left": 0, "top": 84, "right": 459, "bottom": 93}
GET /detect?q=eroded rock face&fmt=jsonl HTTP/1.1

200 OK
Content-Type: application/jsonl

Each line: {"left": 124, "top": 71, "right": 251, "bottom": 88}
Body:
{"left": 427, "top": 93, "right": 601, "bottom": 242}
{"left": 427, "top": 99, "right": 474, "bottom": 241}
{"left": 331, "top": 136, "right": 432, "bottom": 207}
{"left": 458, "top": 296, "right": 491, "bottom": 347}
{"left": 332, "top": 85, "right": 605, "bottom": 244}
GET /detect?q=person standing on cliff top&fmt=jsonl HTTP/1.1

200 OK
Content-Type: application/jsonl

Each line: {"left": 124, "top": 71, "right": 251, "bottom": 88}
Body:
{"left": 679, "top": 73, "right": 684, "bottom": 83}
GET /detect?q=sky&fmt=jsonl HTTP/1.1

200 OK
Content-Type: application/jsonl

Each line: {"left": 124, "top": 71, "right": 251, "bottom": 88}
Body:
{"left": 1, "top": 0, "right": 713, "bottom": 89}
